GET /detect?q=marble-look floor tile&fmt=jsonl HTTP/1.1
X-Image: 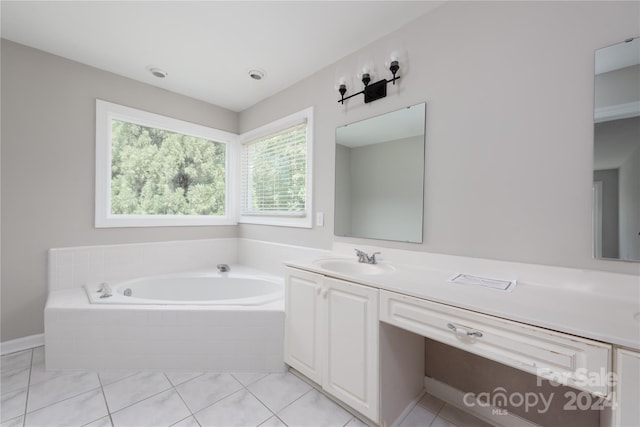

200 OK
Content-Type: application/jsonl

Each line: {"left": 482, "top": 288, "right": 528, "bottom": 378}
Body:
{"left": 430, "top": 416, "right": 460, "bottom": 427}
{"left": 103, "top": 371, "right": 172, "bottom": 412}
{"left": 165, "top": 371, "right": 204, "bottom": 387}
{"left": 418, "top": 393, "right": 446, "bottom": 414}
{"left": 277, "top": 389, "right": 353, "bottom": 427}
{"left": 0, "top": 349, "right": 32, "bottom": 372}
{"left": 0, "top": 416, "right": 24, "bottom": 427}
{"left": 397, "top": 404, "right": 438, "bottom": 427}
{"left": 98, "top": 370, "right": 139, "bottom": 386}
{"left": 24, "top": 388, "right": 108, "bottom": 427}
{"left": 27, "top": 371, "right": 101, "bottom": 412}
{"left": 1, "top": 365, "right": 30, "bottom": 394}
{"left": 85, "top": 416, "right": 114, "bottom": 427}
{"left": 31, "top": 347, "right": 44, "bottom": 366}
{"left": 248, "top": 372, "right": 312, "bottom": 412}
{"left": 345, "top": 417, "right": 369, "bottom": 427}
{"left": 1, "top": 388, "right": 27, "bottom": 423}
{"left": 28, "top": 363, "right": 89, "bottom": 387}
{"left": 170, "top": 416, "right": 201, "bottom": 427}
{"left": 231, "top": 372, "right": 268, "bottom": 387}
{"left": 259, "top": 416, "right": 287, "bottom": 427}
{"left": 176, "top": 372, "right": 242, "bottom": 413}
{"left": 438, "top": 404, "right": 493, "bottom": 427}
{"left": 195, "top": 389, "right": 272, "bottom": 427}
{"left": 111, "top": 389, "right": 190, "bottom": 427}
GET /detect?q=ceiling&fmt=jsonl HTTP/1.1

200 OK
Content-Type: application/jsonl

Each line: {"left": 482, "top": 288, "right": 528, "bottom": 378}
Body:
{"left": 1, "top": 1, "right": 444, "bottom": 112}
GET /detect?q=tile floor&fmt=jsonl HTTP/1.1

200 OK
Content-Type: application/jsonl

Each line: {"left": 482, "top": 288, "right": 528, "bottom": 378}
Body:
{"left": 1, "top": 347, "right": 492, "bottom": 427}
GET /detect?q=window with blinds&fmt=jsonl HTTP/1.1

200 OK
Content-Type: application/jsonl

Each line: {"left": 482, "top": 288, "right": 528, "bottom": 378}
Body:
{"left": 239, "top": 107, "right": 313, "bottom": 228}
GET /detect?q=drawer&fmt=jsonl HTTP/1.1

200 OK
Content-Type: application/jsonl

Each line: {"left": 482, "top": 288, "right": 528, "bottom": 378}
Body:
{"left": 380, "top": 290, "right": 612, "bottom": 397}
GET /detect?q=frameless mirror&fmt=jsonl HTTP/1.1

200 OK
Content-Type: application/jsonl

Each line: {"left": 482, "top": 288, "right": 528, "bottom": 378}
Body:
{"left": 593, "top": 37, "right": 640, "bottom": 261}
{"left": 335, "top": 103, "right": 425, "bottom": 243}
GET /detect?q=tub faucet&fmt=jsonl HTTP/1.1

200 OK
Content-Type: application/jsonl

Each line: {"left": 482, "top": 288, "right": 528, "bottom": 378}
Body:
{"left": 98, "top": 282, "right": 112, "bottom": 298}
{"left": 355, "top": 249, "right": 380, "bottom": 264}
{"left": 217, "top": 264, "right": 230, "bottom": 273}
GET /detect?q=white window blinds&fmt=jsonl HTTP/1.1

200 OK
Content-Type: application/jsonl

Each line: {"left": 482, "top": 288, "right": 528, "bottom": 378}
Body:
{"left": 240, "top": 121, "right": 308, "bottom": 216}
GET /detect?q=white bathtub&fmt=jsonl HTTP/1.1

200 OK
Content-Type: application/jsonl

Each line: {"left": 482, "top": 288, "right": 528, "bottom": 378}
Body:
{"left": 84, "top": 270, "right": 283, "bottom": 305}
{"left": 45, "top": 266, "right": 286, "bottom": 371}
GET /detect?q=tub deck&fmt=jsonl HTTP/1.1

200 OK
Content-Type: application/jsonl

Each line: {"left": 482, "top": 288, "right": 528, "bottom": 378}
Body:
{"left": 45, "top": 287, "right": 285, "bottom": 372}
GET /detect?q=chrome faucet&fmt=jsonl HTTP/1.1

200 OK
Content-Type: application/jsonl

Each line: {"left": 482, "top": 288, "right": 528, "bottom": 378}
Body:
{"left": 97, "top": 282, "right": 112, "bottom": 298}
{"left": 217, "top": 264, "right": 230, "bottom": 273}
{"left": 355, "top": 249, "right": 381, "bottom": 264}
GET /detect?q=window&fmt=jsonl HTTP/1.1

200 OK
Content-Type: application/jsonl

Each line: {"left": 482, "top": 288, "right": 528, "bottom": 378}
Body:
{"left": 95, "top": 100, "right": 237, "bottom": 227}
{"left": 240, "top": 107, "right": 313, "bottom": 228}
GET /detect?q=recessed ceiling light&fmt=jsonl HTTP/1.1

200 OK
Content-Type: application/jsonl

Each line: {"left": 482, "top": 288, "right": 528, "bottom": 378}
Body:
{"left": 248, "top": 69, "right": 265, "bottom": 80}
{"left": 148, "top": 66, "right": 168, "bottom": 79}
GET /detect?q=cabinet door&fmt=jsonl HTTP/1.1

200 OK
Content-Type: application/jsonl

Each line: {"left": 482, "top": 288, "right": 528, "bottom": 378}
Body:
{"left": 323, "top": 277, "right": 379, "bottom": 422}
{"left": 284, "top": 267, "right": 323, "bottom": 384}
{"left": 616, "top": 348, "right": 640, "bottom": 427}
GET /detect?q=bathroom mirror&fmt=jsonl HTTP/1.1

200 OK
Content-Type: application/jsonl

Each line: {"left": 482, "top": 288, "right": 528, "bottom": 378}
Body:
{"left": 593, "top": 37, "right": 640, "bottom": 261}
{"left": 335, "top": 103, "right": 426, "bottom": 243}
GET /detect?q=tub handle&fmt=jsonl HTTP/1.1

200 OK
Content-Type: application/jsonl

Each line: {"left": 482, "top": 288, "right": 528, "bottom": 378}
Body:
{"left": 99, "top": 283, "right": 112, "bottom": 299}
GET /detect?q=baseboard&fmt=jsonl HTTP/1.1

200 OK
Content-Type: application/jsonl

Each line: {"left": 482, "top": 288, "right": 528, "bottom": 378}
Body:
{"left": 424, "top": 377, "right": 541, "bottom": 427}
{"left": 0, "top": 333, "right": 45, "bottom": 355}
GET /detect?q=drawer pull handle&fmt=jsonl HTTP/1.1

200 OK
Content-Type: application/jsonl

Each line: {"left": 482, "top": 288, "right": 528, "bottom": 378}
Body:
{"left": 447, "top": 323, "right": 483, "bottom": 338}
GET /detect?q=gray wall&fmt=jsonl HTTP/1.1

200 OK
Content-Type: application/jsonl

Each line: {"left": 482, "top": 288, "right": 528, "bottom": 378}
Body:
{"left": 1, "top": 40, "right": 239, "bottom": 341}
{"left": 595, "top": 64, "right": 640, "bottom": 108}
{"left": 238, "top": 0, "right": 640, "bottom": 275}
{"left": 336, "top": 137, "right": 424, "bottom": 242}
{"left": 334, "top": 144, "right": 352, "bottom": 237}
{"left": 593, "top": 169, "right": 619, "bottom": 258}
{"left": 620, "top": 145, "right": 640, "bottom": 259}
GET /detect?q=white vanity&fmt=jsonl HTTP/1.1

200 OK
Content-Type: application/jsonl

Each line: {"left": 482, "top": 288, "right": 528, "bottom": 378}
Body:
{"left": 283, "top": 248, "right": 640, "bottom": 427}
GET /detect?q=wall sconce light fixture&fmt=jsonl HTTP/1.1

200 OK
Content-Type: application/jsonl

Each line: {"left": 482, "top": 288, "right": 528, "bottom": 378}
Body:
{"left": 338, "top": 57, "right": 400, "bottom": 105}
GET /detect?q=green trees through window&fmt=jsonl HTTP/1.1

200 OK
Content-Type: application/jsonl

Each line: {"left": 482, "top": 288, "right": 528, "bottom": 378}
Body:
{"left": 110, "top": 120, "right": 226, "bottom": 216}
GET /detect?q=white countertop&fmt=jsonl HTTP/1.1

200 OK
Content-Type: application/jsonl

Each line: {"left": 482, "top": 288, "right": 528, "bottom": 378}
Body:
{"left": 285, "top": 255, "right": 640, "bottom": 350}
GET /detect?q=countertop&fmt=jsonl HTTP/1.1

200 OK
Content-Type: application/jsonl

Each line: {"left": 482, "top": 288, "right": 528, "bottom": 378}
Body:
{"left": 285, "top": 256, "right": 640, "bottom": 350}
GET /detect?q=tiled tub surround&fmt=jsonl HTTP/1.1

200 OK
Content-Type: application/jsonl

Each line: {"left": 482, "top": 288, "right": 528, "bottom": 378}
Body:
{"left": 48, "top": 238, "right": 329, "bottom": 294}
{"left": 44, "top": 239, "right": 329, "bottom": 371}
{"left": 45, "top": 285, "right": 285, "bottom": 371}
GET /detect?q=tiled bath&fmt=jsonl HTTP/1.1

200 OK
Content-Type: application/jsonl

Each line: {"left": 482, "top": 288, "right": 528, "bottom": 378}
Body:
{"left": 1, "top": 347, "right": 491, "bottom": 427}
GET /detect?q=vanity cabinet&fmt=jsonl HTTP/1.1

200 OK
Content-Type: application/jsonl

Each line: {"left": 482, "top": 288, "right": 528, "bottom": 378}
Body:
{"left": 380, "top": 289, "right": 612, "bottom": 397}
{"left": 615, "top": 348, "right": 640, "bottom": 426}
{"left": 284, "top": 267, "right": 379, "bottom": 422}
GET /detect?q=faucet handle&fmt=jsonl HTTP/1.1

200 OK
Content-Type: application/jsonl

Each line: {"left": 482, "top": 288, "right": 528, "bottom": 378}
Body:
{"left": 370, "top": 252, "right": 381, "bottom": 264}
{"left": 355, "top": 248, "right": 366, "bottom": 263}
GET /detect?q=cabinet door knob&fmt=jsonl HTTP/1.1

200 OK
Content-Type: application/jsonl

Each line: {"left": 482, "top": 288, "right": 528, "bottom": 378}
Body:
{"left": 447, "top": 322, "right": 483, "bottom": 338}
{"left": 321, "top": 289, "right": 328, "bottom": 298}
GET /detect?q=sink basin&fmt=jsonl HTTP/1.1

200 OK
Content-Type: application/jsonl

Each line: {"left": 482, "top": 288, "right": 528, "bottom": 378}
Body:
{"left": 313, "top": 258, "right": 395, "bottom": 276}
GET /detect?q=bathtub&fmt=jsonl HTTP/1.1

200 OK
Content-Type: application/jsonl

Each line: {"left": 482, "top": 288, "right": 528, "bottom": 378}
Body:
{"left": 84, "top": 270, "right": 283, "bottom": 305}
{"left": 45, "top": 266, "right": 286, "bottom": 372}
